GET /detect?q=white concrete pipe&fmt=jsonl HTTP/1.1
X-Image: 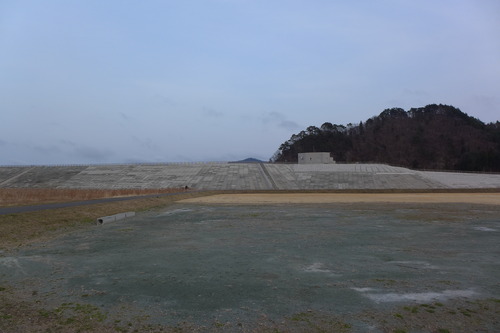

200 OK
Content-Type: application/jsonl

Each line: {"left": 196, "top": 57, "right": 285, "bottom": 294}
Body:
{"left": 96, "top": 211, "right": 135, "bottom": 225}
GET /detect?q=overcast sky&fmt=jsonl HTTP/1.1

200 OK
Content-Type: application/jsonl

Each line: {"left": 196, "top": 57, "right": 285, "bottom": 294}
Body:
{"left": 1, "top": 0, "right": 499, "bottom": 165}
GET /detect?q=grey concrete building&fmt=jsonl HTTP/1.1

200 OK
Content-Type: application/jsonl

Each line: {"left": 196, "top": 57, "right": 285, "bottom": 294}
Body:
{"left": 298, "top": 152, "right": 335, "bottom": 164}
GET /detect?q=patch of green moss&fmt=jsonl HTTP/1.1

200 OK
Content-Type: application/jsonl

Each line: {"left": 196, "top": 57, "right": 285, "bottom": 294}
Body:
{"left": 393, "top": 329, "right": 407, "bottom": 333}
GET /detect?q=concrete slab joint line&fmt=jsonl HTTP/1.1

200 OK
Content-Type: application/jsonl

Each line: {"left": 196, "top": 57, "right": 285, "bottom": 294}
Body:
{"left": 0, "top": 166, "right": 36, "bottom": 186}
{"left": 2, "top": 163, "right": 500, "bottom": 190}
{"left": 259, "top": 163, "right": 278, "bottom": 190}
{"left": 97, "top": 211, "right": 135, "bottom": 225}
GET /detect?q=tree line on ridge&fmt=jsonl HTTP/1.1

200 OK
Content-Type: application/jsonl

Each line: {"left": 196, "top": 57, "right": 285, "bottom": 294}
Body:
{"left": 271, "top": 104, "right": 500, "bottom": 172}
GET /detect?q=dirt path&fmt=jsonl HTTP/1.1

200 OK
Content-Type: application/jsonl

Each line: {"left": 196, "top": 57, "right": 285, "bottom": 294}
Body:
{"left": 179, "top": 192, "right": 500, "bottom": 205}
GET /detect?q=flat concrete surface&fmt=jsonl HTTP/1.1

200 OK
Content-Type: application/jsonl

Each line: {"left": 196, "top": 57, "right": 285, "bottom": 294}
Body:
{"left": 1, "top": 163, "right": 500, "bottom": 190}
{"left": 1, "top": 203, "right": 499, "bottom": 331}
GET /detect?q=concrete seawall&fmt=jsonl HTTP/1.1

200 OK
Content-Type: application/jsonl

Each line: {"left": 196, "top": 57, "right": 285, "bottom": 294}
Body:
{"left": 1, "top": 163, "right": 500, "bottom": 190}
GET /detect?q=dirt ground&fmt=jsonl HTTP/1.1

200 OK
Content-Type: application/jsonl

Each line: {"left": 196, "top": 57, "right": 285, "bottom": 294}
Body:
{"left": 179, "top": 192, "right": 500, "bottom": 205}
{"left": 2, "top": 191, "right": 500, "bottom": 332}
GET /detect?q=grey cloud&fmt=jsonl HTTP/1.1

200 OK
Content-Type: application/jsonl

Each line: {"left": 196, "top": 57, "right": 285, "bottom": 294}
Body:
{"left": 279, "top": 120, "right": 301, "bottom": 130}
{"left": 202, "top": 107, "right": 225, "bottom": 118}
{"left": 385, "top": 88, "right": 432, "bottom": 109}
{"left": 33, "top": 144, "right": 63, "bottom": 155}
{"left": 151, "top": 94, "right": 177, "bottom": 107}
{"left": 7, "top": 142, "right": 112, "bottom": 165}
{"left": 402, "top": 89, "right": 430, "bottom": 97}
{"left": 123, "top": 157, "right": 152, "bottom": 164}
{"left": 119, "top": 112, "right": 131, "bottom": 121}
{"left": 73, "top": 146, "right": 113, "bottom": 162}
{"left": 131, "top": 135, "right": 158, "bottom": 150}
{"left": 263, "top": 111, "right": 300, "bottom": 130}
{"left": 473, "top": 94, "right": 497, "bottom": 109}
{"left": 59, "top": 139, "right": 77, "bottom": 147}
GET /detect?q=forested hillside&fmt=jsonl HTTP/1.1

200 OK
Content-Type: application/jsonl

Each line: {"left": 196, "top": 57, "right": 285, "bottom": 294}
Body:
{"left": 271, "top": 104, "right": 500, "bottom": 172}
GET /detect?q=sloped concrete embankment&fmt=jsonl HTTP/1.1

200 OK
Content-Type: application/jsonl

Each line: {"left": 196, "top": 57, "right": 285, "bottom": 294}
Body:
{"left": 1, "top": 163, "right": 500, "bottom": 190}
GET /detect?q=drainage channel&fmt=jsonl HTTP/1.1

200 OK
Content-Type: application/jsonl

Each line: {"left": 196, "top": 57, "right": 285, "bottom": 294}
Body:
{"left": 259, "top": 163, "right": 278, "bottom": 190}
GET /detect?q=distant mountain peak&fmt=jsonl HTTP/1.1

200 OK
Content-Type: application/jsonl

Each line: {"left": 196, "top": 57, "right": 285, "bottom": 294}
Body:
{"left": 231, "top": 157, "right": 265, "bottom": 163}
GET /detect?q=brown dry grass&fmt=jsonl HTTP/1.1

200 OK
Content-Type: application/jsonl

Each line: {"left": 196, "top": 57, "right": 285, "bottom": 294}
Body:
{"left": 0, "top": 189, "right": 217, "bottom": 332}
{"left": 0, "top": 190, "right": 215, "bottom": 251}
{"left": 0, "top": 187, "right": 184, "bottom": 207}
